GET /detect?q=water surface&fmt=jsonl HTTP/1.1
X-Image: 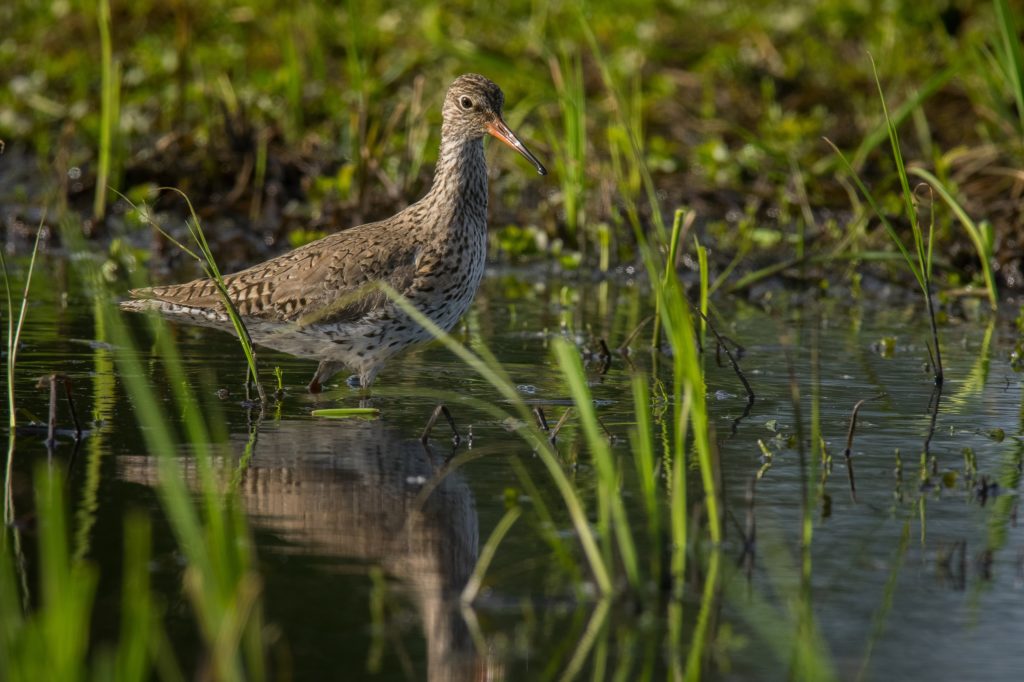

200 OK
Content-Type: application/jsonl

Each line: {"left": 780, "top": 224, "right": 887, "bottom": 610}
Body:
{"left": 5, "top": 256, "right": 1023, "bottom": 680}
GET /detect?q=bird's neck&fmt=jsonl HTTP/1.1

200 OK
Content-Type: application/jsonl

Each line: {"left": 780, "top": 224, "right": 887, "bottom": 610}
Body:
{"left": 426, "top": 135, "right": 488, "bottom": 221}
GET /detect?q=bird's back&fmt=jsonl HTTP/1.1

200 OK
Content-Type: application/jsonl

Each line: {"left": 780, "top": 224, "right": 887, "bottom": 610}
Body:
{"left": 122, "top": 219, "right": 421, "bottom": 327}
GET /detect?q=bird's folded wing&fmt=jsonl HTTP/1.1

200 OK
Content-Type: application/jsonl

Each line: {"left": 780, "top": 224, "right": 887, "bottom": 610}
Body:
{"left": 129, "top": 225, "right": 419, "bottom": 325}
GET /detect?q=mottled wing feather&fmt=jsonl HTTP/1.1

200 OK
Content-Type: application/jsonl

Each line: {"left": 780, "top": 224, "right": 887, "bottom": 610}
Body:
{"left": 130, "top": 223, "right": 419, "bottom": 325}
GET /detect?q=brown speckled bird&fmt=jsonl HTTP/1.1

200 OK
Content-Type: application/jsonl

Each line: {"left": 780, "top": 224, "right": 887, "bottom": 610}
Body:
{"left": 121, "top": 74, "right": 546, "bottom": 392}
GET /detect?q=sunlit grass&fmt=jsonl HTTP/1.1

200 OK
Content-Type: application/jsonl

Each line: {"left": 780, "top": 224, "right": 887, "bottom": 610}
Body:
{"left": 0, "top": 0, "right": 1016, "bottom": 290}
{"left": 0, "top": 214, "right": 274, "bottom": 680}
{"left": 2, "top": 1, "right": 1018, "bottom": 677}
{"left": 126, "top": 189, "right": 268, "bottom": 402}
{"left": 546, "top": 49, "right": 587, "bottom": 246}
{"left": 553, "top": 338, "right": 640, "bottom": 589}
{"left": 380, "top": 282, "right": 614, "bottom": 594}
{"left": 993, "top": 0, "right": 1024, "bottom": 143}
{"left": 2, "top": 225, "right": 42, "bottom": 525}
{"left": 93, "top": 0, "right": 120, "bottom": 221}
{"left": 828, "top": 56, "right": 945, "bottom": 385}
{"left": 908, "top": 166, "right": 997, "bottom": 310}
{"left": 628, "top": 372, "right": 660, "bottom": 582}
{"left": 1, "top": 468, "right": 97, "bottom": 680}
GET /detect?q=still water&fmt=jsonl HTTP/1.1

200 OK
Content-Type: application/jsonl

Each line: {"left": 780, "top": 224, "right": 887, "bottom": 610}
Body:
{"left": 4, "top": 256, "right": 1023, "bottom": 680}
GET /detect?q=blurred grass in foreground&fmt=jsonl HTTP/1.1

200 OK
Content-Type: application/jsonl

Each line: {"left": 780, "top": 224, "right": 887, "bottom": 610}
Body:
{"left": 0, "top": 213, "right": 270, "bottom": 680}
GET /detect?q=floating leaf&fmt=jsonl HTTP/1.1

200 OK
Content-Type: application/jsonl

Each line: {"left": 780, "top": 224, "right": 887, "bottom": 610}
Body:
{"left": 987, "top": 428, "right": 1005, "bottom": 443}
{"left": 311, "top": 407, "right": 380, "bottom": 419}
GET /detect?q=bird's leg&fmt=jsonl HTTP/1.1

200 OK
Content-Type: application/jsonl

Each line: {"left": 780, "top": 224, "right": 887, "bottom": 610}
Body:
{"left": 420, "top": 403, "right": 461, "bottom": 446}
{"left": 307, "top": 360, "right": 346, "bottom": 393}
{"left": 350, "top": 365, "right": 380, "bottom": 392}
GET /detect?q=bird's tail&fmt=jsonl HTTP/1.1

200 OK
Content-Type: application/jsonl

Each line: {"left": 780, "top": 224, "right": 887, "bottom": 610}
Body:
{"left": 118, "top": 297, "right": 159, "bottom": 313}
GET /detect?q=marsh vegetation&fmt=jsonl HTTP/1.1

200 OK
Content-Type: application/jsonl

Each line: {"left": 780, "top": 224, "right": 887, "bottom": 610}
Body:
{"left": 2, "top": 1, "right": 1024, "bottom": 680}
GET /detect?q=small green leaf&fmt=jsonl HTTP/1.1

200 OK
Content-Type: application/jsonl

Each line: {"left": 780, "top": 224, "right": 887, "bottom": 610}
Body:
{"left": 311, "top": 407, "right": 381, "bottom": 419}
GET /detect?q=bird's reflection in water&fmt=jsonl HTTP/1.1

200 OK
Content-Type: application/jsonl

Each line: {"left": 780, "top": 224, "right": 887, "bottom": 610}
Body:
{"left": 118, "top": 418, "right": 485, "bottom": 681}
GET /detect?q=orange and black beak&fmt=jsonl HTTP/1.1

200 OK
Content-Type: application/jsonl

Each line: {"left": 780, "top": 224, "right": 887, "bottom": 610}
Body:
{"left": 487, "top": 117, "right": 547, "bottom": 175}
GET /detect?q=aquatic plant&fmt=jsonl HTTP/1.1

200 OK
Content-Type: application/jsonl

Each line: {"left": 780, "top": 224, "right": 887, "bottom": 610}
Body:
{"left": 907, "top": 167, "right": 997, "bottom": 311}
{"left": 5, "top": 1, "right": 1023, "bottom": 678}
{"left": 125, "top": 189, "right": 268, "bottom": 403}
{"left": 992, "top": 0, "right": 1024, "bottom": 145}
{"left": 2, "top": 225, "right": 42, "bottom": 523}
{"left": 1, "top": 470, "right": 95, "bottom": 679}
{"left": 545, "top": 49, "right": 588, "bottom": 248}
{"left": 87, "top": 222, "right": 269, "bottom": 680}
{"left": 0, "top": 217, "right": 273, "bottom": 680}
{"left": 828, "top": 57, "right": 945, "bottom": 385}
{"left": 93, "top": 0, "right": 121, "bottom": 221}
{"left": 381, "top": 283, "right": 615, "bottom": 594}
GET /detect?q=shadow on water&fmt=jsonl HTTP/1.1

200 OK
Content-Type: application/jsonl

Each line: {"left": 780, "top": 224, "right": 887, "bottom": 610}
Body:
{"left": 118, "top": 418, "right": 486, "bottom": 681}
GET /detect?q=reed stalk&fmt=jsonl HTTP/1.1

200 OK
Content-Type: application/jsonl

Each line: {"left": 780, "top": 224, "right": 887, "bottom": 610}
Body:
{"left": 94, "top": 0, "right": 120, "bottom": 221}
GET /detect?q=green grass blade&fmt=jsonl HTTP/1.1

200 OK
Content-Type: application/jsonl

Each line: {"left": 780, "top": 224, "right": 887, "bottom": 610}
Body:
{"left": 554, "top": 338, "right": 640, "bottom": 590}
{"left": 2, "top": 224, "right": 43, "bottom": 432}
{"left": 176, "top": 191, "right": 265, "bottom": 401}
{"left": 652, "top": 245, "right": 721, "bottom": 546}
{"left": 683, "top": 549, "right": 722, "bottom": 681}
{"left": 652, "top": 208, "right": 690, "bottom": 347}
{"left": 461, "top": 506, "right": 522, "bottom": 605}
{"left": 824, "top": 139, "right": 924, "bottom": 291}
{"left": 994, "top": 0, "right": 1024, "bottom": 139}
{"left": 131, "top": 188, "right": 267, "bottom": 402}
{"left": 695, "top": 234, "right": 709, "bottom": 345}
{"left": 847, "top": 64, "right": 958, "bottom": 171}
{"left": 115, "top": 513, "right": 155, "bottom": 681}
{"left": 629, "top": 372, "right": 660, "bottom": 581}
{"left": 909, "top": 166, "right": 997, "bottom": 309}
{"left": 869, "top": 55, "right": 923, "bottom": 268}
{"left": 36, "top": 466, "right": 99, "bottom": 680}
{"left": 557, "top": 598, "right": 611, "bottom": 682}
{"left": 3, "top": 224, "right": 44, "bottom": 527}
{"left": 380, "top": 283, "right": 613, "bottom": 594}
{"left": 547, "top": 49, "right": 587, "bottom": 242}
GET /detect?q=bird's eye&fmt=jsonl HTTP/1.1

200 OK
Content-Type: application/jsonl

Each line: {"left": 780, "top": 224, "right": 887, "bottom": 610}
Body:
{"left": 460, "top": 96, "right": 473, "bottom": 110}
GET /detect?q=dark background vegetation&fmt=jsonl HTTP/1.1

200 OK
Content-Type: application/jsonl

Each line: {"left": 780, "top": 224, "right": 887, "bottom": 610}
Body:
{"left": 1, "top": 0, "right": 1022, "bottom": 285}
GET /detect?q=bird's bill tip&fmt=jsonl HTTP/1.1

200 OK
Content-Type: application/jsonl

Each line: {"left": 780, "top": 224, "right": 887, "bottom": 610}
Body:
{"left": 487, "top": 119, "right": 547, "bottom": 176}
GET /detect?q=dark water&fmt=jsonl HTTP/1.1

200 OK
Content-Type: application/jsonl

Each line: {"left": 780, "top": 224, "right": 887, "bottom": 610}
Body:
{"left": 4, "top": 255, "right": 1023, "bottom": 680}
